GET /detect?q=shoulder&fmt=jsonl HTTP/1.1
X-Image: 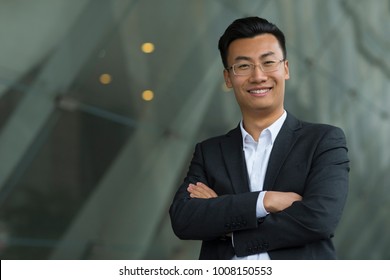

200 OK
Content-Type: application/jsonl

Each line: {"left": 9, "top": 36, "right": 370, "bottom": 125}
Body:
{"left": 302, "top": 123, "right": 347, "bottom": 145}
{"left": 301, "top": 121, "right": 345, "bottom": 136}
{"left": 198, "top": 125, "right": 241, "bottom": 145}
{"left": 192, "top": 126, "right": 242, "bottom": 158}
{"left": 286, "top": 112, "right": 346, "bottom": 139}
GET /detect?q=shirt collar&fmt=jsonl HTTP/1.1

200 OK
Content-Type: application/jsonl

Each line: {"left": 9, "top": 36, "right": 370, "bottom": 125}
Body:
{"left": 240, "top": 110, "right": 287, "bottom": 145}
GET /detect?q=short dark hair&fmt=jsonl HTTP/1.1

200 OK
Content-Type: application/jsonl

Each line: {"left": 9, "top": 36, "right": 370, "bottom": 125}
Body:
{"left": 218, "top": 17, "right": 287, "bottom": 69}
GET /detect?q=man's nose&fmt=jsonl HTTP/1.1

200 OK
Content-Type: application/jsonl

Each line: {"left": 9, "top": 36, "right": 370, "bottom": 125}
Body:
{"left": 250, "top": 65, "right": 268, "bottom": 81}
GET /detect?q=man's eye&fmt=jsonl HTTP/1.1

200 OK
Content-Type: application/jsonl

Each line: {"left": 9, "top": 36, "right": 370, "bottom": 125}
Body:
{"left": 237, "top": 64, "right": 251, "bottom": 69}
{"left": 263, "top": 60, "right": 276, "bottom": 65}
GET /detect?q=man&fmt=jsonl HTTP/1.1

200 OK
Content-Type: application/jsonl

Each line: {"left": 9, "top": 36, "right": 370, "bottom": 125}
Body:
{"left": 169, "top": 17, "right": 349, "bottom": 260}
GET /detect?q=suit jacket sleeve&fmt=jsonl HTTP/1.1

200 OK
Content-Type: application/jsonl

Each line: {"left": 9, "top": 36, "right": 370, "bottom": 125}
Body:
{"left": 169, "top": 140, "right": 261, "bottom": 241}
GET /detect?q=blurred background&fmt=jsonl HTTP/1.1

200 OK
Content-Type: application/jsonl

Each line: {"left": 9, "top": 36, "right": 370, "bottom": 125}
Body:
{"left": 0, "top": 0, "right": 389, "bottom": 260}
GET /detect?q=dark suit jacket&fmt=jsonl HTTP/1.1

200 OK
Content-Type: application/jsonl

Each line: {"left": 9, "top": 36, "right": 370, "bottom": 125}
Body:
{"left": 169, "top": 112, "right": 349, "bottom": 259}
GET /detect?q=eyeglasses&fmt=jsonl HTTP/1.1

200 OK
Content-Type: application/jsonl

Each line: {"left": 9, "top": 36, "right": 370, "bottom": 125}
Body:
{"left": 227, "top": 59, "right": 285, "bottom": 76}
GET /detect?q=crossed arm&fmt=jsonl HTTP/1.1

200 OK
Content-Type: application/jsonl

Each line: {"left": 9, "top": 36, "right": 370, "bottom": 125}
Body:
{"left": 171, "top": 125, "right": 349, "bottom": 258}
{"left": 187, "top": 182, "right": 302, "bottom": 213}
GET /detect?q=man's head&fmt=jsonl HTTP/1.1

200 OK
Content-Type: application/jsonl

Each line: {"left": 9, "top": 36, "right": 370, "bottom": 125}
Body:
{"left": 218, "top": 17, "right": 287, "bottom": 69}
{"left": 219, "top": 17, "right": 290, "bottom": 122}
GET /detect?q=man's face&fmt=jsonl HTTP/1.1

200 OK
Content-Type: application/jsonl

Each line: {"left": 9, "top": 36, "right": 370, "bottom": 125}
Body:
{"left": 223, "top": 34, "right": 290, "bottom": 118}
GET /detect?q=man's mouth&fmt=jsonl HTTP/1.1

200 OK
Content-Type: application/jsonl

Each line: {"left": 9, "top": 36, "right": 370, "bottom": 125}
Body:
{"left": 248, "top": 88, "right": 272, "bottom": 95}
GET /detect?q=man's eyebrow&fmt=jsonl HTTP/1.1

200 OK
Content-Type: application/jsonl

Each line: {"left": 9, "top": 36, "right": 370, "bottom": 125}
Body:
{"left": 233, "top": 52, "right": 277, "bottom": 62}
{"left": 234, "top": 56, "right": 252, "bottom": 62}
{"left": 260, "top": 51, "right": 276, "bottom": 59}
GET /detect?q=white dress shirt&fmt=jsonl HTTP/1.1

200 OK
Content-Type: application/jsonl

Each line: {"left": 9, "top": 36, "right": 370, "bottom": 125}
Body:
{"left": 232, "top": 111, "right": 287, "bottom": 260}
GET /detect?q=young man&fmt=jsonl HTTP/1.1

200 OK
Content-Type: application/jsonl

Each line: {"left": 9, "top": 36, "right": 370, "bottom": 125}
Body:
{"left": 169, "top": 17, "right": 349, "bottom": 259}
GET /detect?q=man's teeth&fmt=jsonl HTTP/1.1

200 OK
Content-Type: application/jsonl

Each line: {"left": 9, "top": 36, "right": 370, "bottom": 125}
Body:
{"left": 249, "top": 89, "right": 270, "bottom": 94}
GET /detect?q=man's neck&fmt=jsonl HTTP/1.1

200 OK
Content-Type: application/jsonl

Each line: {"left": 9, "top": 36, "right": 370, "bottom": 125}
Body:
{"left": 242, "top": 109, "right": 285, "bottom": 140}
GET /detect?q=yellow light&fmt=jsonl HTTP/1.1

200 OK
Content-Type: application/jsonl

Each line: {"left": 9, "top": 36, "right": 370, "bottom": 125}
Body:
{"left": 99, "top": 73, "right": 112, "bottom": 85}
{"left": 141, "top": 42, "right": 155, "bottom": 53}
{"left": 142, "top": 90, "right": 154, "bottom": 101}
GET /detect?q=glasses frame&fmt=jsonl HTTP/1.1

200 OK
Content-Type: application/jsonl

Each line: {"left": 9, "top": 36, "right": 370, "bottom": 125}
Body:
{"left": 227, "top": 59, "right": 285, "bottom": 76}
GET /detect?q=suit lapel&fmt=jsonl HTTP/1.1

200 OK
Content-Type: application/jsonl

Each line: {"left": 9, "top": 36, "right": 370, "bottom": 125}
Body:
{"left": 220, "top": 126, "right": 250, "bottom": 194}
{"left": 263, "top": 113, "right": 302, "bottom": 190}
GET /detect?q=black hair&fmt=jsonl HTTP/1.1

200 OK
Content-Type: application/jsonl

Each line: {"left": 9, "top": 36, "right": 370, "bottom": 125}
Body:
{"left": 218, "top": 17, "right": 287, "bottom": 69}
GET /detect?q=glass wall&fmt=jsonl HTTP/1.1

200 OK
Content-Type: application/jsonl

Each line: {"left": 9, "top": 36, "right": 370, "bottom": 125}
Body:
{"left": 0, "top": 0, "right": 389, "bottom": 259}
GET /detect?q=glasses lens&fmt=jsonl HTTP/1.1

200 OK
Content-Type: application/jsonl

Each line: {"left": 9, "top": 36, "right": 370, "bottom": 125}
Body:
{"left": 232, "top": 59, "right": 282, "bottom": 75}
{"left": 261, "top": 59, "right": 280, "bottom": 72}
{"left": 233, "top": 63, "right": 252, "bottom": 75}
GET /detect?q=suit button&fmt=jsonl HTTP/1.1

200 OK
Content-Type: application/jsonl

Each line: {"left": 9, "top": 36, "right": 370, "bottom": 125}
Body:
{"left": 257, "top": 217, "right": 265, "bottom": 223}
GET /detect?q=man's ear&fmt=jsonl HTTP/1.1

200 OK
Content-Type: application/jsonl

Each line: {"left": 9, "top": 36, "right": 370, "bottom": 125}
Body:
{"left": 223, "top": 69, "right": 233, "bottom": 88}
{"left": 284, "top": 60, "right": 290, "bottom": 80}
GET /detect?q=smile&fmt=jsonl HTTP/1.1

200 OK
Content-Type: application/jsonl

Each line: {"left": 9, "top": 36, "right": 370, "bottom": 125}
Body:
{"left": 248, "top": 88, "right": 272, "bottom": 95}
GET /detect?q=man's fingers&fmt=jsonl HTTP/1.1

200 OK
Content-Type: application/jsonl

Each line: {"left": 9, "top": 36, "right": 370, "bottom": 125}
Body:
{"left": 195, "top": 182, "right": 218, "bottom": 198}
{"left": 187, "top": 182, "right": 218, "bottom": 198}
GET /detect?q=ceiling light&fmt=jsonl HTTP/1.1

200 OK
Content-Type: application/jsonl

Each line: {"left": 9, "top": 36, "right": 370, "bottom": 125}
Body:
{"left": 141, "top": 42, "right": 155, "bottom": 53}
{"left": 99, "top": 73, "right": 112, "bottom": 85}
{"left": 142, "top": 90, "right": 154, "bottom": 101}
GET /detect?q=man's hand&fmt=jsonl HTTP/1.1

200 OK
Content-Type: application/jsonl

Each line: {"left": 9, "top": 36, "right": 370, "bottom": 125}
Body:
{"left": 264, "top": 191, "right": 302, "bottom": 213}
{"left": 187, "top": 182, "right": 218, "bottom": 199}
